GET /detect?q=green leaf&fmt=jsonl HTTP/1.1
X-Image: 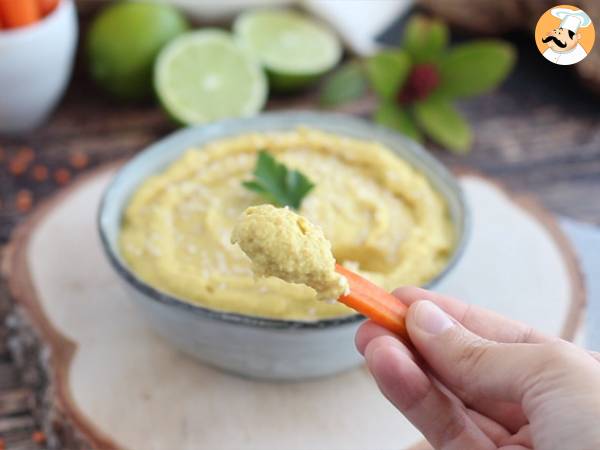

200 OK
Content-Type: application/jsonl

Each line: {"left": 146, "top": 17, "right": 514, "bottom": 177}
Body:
{"left": 242, "top": 150, "right": 315, "bottom": 209}
{"left": 242, "top": 180, "right": 278, "bottom": 206}
{"left": 319, "top": 61, "right": 367, "bottom": 107}
{"left": 374, "top": 102, "right": 422, "bottom": 142}
{"left": 437, "top": 40, "right": 516, "bottom": 99}
{"left": 365, "top": 50, "right": 411, "bottom": 100}
{"left": 285, "top": 170, "right": 314, "bottom": 203}
{"left": 403, "top": 15, "right": 449, "bottom": 63}
{"left": 413, "top": 97, "right": 472, "bottom": 153}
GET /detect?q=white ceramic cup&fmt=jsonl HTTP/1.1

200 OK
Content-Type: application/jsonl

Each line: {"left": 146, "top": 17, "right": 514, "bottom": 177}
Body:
{"left": 0, "top": 0, "right": 77, "bottom": 135}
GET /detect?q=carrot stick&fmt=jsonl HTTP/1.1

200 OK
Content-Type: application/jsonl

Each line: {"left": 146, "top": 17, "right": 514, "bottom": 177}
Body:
{"left": 38, "top": 0, "right": 58, "bottom": 17}
{"left": 0, "top": 0, "right": 40, "bottom": 29}
{"left": 335, "top": 264, "right": 408, "bottom": 340}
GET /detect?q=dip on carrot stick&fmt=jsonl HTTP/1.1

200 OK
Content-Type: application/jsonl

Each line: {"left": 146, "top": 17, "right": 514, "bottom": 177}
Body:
{"left": 232, "top": 204, "right": 408, "bottom": 338}
{"left": 231, "top": 204, "right": 349, "bottom": 303}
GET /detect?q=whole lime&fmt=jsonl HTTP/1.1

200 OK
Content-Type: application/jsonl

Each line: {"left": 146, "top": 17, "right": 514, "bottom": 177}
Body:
{"left": 86, "top": 1, "right": 189, "bottom": 100}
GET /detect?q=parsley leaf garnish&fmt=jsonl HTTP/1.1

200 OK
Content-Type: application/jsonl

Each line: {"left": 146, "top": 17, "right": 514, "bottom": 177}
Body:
{"left": 242, "top": 150, "right": 315, "bottom": 210}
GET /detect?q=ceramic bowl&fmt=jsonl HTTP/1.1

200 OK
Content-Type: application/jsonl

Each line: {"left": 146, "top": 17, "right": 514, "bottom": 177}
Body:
{"left": 0, "top": 0, "right": 77, "bottom": 135}
{"left": 98, "top": 111, "right": 469, "bottom": 380}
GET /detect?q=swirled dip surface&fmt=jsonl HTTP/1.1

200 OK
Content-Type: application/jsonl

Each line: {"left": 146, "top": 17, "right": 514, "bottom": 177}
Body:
{"left": 119, "top": 128, "right": 454, "bottom": 320}
{"left": 231, "top": 205, "right": 349, "bottom": 303}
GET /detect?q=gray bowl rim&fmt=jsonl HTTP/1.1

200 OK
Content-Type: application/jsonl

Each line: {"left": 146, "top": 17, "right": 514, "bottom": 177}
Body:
{"left": 98, "top": 110, "right": 471, "bottom": 330}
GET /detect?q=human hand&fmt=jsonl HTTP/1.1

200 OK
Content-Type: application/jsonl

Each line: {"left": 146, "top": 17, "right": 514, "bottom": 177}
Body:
{"left": 355, "top": 287, "right": 600, "bottom": 450}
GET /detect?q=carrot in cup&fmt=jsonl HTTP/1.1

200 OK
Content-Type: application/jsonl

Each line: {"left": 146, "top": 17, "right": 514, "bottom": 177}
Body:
{"left": 38, "top": 0, "right": 58, "bottom": 17}
{"left": 335, "top": 264, "right": 409, "bottom": 340}
{"left": 0, "top": 0, "right": 40, "bottom": 29}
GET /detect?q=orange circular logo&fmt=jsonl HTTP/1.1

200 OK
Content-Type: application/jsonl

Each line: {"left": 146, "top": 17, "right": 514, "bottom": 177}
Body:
{"left": 535, "top": 5, "right": 595, "bottom": 65}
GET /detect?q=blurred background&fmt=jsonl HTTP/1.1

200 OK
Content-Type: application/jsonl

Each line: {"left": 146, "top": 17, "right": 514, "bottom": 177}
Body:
{"left": 0, "top": 0, "right": 599, "bottom": 448}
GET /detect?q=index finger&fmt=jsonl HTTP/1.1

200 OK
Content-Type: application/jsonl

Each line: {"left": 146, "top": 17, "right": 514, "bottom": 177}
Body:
{"left": 392, "top": 287, "right": 549, "bottom": 344}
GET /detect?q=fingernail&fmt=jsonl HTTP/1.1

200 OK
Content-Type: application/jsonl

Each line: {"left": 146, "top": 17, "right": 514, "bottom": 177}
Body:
{"left": 414, "top": 300, "right": 454, "bottom": 335}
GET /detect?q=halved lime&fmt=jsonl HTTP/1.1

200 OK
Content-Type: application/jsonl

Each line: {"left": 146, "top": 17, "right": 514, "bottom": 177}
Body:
{"left": 234, "top": 9, "right": 342, "bottom": 91}
{"left": 154, "top": 30, "right": 268, "bottom": 125}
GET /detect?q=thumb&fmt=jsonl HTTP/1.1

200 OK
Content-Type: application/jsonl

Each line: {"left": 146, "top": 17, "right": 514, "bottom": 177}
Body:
{"left": 406, "top": 300, "right": 548, "bottom": 403}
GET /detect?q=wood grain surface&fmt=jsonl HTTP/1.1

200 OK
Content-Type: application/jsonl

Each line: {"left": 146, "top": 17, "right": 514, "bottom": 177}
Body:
{"left": 0, "top": 2, "right": 598, "bottom": 449}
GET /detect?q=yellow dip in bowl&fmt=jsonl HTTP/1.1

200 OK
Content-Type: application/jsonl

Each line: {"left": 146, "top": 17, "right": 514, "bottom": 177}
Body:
{"left": 119, "top": 127, "right": 455, "bottom": 320}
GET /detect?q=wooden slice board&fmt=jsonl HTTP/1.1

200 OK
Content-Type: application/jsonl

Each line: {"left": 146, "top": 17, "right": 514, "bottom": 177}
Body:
{"left": 2, "top": 164, "right": 585, "bottom": 450}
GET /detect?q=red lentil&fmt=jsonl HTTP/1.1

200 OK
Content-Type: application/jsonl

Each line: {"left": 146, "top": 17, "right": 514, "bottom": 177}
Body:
{"left": 9, "top": 158, "right": 28, "bottom": 175}
{"left": 32, "top": 431, "right": 46, "bottom": 444}
{"left": 54, "top": 168, "right": 71, "bottom": 185}
{"left": 69, "top": 151, "right": 89, "bottom": 169}
{"left": 16, "top": 189, "right": 33, "bottom": 212}
{"left": 18, "top": 146, "right": 35, "bottom": 163}
{"left": 32, "top": 164, "right": 49, "bottom": 182}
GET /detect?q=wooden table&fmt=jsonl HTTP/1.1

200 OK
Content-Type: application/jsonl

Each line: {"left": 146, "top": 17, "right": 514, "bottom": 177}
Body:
{"left": 0, "top": 12, "right": 599, "bottom": 450}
